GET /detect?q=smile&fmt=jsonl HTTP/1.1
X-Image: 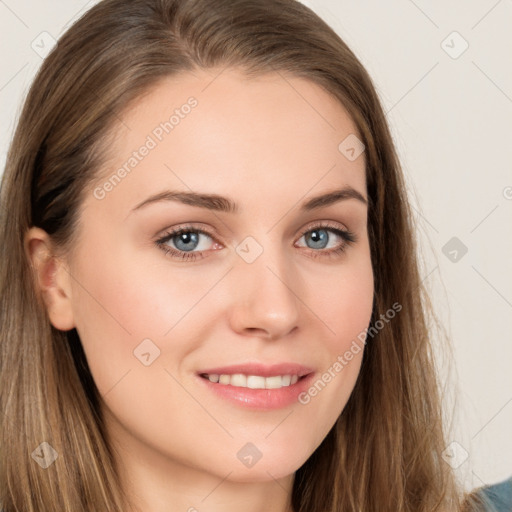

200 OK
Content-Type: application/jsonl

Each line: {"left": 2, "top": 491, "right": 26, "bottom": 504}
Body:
{"left": 200, "top": 373, "right": 301, "bottom": 389}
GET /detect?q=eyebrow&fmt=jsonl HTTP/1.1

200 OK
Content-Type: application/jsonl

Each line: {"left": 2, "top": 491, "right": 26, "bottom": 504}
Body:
{"left": 130, "top": 186, "right": 368, "bottom": 215}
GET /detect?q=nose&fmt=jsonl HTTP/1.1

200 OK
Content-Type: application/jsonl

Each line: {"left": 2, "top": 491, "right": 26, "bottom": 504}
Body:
{"left": 227, "top": 243, "right": 301, "bottom": 340}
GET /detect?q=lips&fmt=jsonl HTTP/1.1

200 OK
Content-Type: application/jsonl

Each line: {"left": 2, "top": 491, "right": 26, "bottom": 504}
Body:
{"left": 195, "top": 362, "right": 315, "bottom": 409}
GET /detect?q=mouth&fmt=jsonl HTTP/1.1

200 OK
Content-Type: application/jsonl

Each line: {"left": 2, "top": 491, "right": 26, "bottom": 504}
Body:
{"left": 195, "top": 362, "right": 315, "bottom": 409}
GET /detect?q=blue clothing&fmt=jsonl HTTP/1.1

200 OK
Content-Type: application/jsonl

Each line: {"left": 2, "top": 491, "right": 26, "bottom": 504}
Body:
{"left": 475, "top": 476, "right": 512, "bottom": 511}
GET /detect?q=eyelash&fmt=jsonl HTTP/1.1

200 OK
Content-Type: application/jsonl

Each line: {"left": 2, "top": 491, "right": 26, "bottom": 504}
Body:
{"left": 155, "top": 221, "right": 357, "bottom": 262}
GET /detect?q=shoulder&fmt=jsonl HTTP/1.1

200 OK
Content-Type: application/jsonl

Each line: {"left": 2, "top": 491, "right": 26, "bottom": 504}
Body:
{"left": 474, "top": 476, "right": 512, "bottom": 511}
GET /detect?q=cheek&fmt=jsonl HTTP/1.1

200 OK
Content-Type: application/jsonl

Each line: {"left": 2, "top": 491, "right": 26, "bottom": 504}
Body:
{"left": 313, "top": 254, "right": 374, "bottom": 353}
{"left": 68, "top": 243, "right": 203, "bottom": 393}
{"left": 297, "top": 252, "right": 373, "bottom": 424}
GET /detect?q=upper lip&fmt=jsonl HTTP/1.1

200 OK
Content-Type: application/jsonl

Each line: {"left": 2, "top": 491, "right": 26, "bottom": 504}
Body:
{"left": 197, "top": 362, "right": 315, "bottom": 378}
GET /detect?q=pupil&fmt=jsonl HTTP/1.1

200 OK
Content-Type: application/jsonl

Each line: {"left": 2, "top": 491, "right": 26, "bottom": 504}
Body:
{"left": 308, "top": 229, "right": 328, "bottom": 249}
{"left": 175, "top": 231, "right": 198, "bottom": 251}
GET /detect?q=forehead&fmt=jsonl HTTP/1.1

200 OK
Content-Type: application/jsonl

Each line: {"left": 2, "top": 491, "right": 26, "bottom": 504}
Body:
{"left": 90, "top": 67, "right": 366, "bottom": 216}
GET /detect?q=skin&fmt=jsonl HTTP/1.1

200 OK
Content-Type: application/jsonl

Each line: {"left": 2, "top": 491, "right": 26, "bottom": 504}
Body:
{"left": 26, "top": 68, "right": 374, "bottom": 512}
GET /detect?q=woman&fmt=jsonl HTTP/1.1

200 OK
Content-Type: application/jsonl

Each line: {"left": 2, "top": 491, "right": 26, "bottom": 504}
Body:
{"left": 0, "top": 0, "right": 509, "bottom": 510}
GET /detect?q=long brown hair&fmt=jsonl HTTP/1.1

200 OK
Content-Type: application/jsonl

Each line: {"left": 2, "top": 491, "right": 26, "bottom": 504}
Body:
{"left": 0, "top": 0, "right": 481, "bottom": 510}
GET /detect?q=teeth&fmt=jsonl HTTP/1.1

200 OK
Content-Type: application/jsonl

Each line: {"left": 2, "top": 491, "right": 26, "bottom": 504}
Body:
{"left": 219, "top": 374, "right": 230, "bottom": 385}
{"left": 205, "top": 373, "right": 301, "bottom": 389}
{"left": 266, "top": 375, "right": 286, "bottom": 389}
{"left": 230, "top": 374, "right": 247, "bottom": 387}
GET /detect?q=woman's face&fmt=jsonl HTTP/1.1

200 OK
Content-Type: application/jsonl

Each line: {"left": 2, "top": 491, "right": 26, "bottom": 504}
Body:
{"left": 56, "top": 68, "right": 373, "bottom": 484}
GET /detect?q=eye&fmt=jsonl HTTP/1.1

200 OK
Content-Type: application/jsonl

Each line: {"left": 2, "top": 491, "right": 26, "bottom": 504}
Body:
{"left": 155, "top": 224, "right": 218, "bottom": 261}
{"left": 295, "top": 221, "right": 357, "bottom": 259}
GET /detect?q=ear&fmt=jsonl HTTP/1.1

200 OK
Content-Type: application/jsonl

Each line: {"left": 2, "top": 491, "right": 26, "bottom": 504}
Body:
{"left": 24, "top": 226, "right": 76, "bottom": 331}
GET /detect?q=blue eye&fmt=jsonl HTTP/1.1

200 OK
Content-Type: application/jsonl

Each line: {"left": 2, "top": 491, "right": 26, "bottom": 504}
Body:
{"left": 171, "top": 231, "right": 201, "bottom": 252}
{"left": 155, "top": 222, "right": 357, "bottom": 262}
{"left": 156, "top": 226, "right": 215, "bottom": 260}
{"left": 303, "top": 228, "right": 335, "bottom": 250}
{"left": 296, "top": 224, "right": 357, "bottom": 260}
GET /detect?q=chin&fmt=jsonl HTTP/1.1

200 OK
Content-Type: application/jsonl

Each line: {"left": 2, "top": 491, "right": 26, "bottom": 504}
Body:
{"left": 216, "top": 449, "right": 311, "bottom": 484}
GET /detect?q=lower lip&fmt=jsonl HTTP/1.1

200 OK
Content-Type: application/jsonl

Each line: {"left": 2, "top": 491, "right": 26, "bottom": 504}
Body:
{"left": 197, "top": 373, "right": 315, "bottom": 410}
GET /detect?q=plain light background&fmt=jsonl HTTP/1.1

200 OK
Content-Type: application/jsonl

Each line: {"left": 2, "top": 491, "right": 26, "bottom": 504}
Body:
{"left": 0, "top": 0, "right": 511, "bottom": 492}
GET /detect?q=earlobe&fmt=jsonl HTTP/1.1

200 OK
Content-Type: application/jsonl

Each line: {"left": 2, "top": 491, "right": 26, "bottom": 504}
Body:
{"left": 24, "top": 227, "right": 76, "bottom": 331}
